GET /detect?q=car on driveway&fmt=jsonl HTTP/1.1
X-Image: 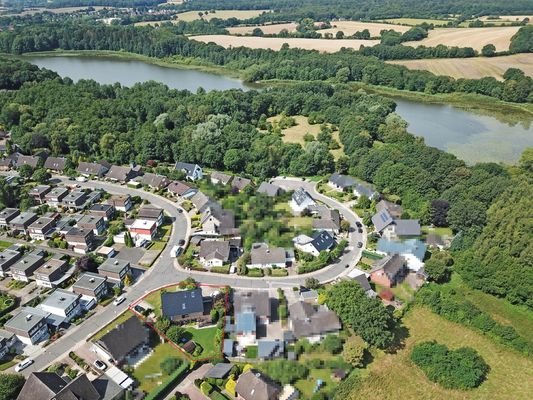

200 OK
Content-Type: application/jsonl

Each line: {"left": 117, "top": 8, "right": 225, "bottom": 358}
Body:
{"left": 93, "top": 360, "right": 107, "bottom": 371}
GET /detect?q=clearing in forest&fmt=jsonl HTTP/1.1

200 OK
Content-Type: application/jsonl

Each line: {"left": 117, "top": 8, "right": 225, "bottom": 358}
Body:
{"left": 317, "top": 20, "right": 410, "bottom": 37}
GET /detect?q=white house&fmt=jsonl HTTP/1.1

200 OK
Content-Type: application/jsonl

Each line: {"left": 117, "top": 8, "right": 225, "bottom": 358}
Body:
{"left": 247, "top": 243, "right": 292, "bottom": 269}
{"left": 289, "top": 188, "right": 316, "bottom": 215}
{"left": 38, "top": 289, "right": 82, "bottom": 324}
{"left": 199, "top": 240, "right": 230, "bottom": 268}
{"left": 293, "top": 231, "right": 336, "bottom": 257}
{"left": 174, "top": 162, "right": 203, "bottom": 181}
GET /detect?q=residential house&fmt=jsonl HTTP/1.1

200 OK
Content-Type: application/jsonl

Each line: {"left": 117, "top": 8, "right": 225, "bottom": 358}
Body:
{"left": 0, "top": 207, "right": 19, "bottom": 227}
{"left": 299, "top": 288, "right": 318, "bottom": 303}
{"left": 44, "top": 187, "right": 69, "bottom": 207}
{"left": 38, "top": 289, "right": 82, "bottom": 324}
{"left": 372, "top": 209, "right": 420, "bottom": 240}
{"left": 89, "top": 203, "right": 115, "bottom": 221}
{"left": 167, "top": 180, "right": 197, "bottom": 198}
{"left": 210, "top": 171, "right": 232, "bottom": 185}
{"left": 4, "top": 307, "right": 50, "bottom": 345}
{"left": 28, "top": 217, "right": 56, "bottom": 240}
{"left": 204, "top": 363, "right": 234, "bottom": 380}
{"left": 199, "top": 240, "right": 231, "bottom": 268}
{"left": 289, "top": 301, "right": 341, "bottom": 343}
{"left": 93, "top": 316, "right": 150, "bottom": 365}
{"left": 77, "top": 161, "right": 110, "bottom": 177}
{"left": 426, "top": 233, "right": 447, "bottom": 250}
{"left": 353, "top": 183, "right": 379, "bottom": 200}
{"left": 9, "top": 212, "right": 38, "bottom": 234}
{"left": 65, "top": 227, "right": 95, "bottom": 253}
{"left": 140, "top": 172, "right": 171, "bottom": 189}
{"left": 108, "top": 194, "right": 132, "bottom": 212}
{"left": 258, "top": 339, "right": 285, "bottom": 360}
{"left": 376, "top": 238, "right": 427, "bottom": 272}
{"left": 34, "top": 257, "right": 69, "bottom": 288}
{"left": 160, "top": 288, "right": 206, "bottom": 323}
{"left": 16, "top": 154, "right": 41, "bottom": 169}
{"left": 16, "top": 372, "right": 119, "bottom": 400}
{"left": 28, "top": 185, "right": 51, "bottom": 204}
{"left": 328, "top": 173, "right": 356, "bottom": 192}
{"left": 106, "top": 165, "right": 142, "bottom": 183}
{"left": 128, "top": 219, "right": 157, "bottom": 242}
{"left": 348, "top": 270, "right": 377, "bottom": 298}
{"left": 72, "top": 272, "right": 108, "bottom": 303}
{"left": 43, "top": 156, "right": 67, "bottom": 173}
{"left": 231, "top": 176, "right": 252, "bottom": 192}
{"left": 98, "top": 258, "right": 131, "bottom": 285}
{"left": 257, "top": 181, "right": 283, "bottom": 197}
{"left": 235, "top": 371, "right": 280, "bottom": 400}
{"left": 86, "top": 190, "right": 103, "bottom": 207}
{"left": 0, "top": 329, "right": 16, "bottom": 359}
{"left": 235, "top": 310, "right": 257, "bottom": 347}
{"left": 138, "top": 205, "right": 164, "bottom": 227}
{"left": 248, "top": 243, "right": 291, "bottom": 269}
{"left": 77, "top": 214, "right": 106, "bottom": 235}
{"left": 310, "top": 206, "right": 341, "bottom": 234}
{"left": 62, "top": 190, "right": 88, "bottom": 210}
{"left": 190, "top": 191, "right": 213, "bottom": 213}
{"left": 289, "top": 187, "right": 316, "bottom": 215}
{"left": 0, "top": 158, "right": 14, "bottom": 171}
{"left": 55, "top": 214, "right": 83, "bottom": 234}
{"left": 376, "top": 200, "right": 403, "bottom": 219}
{"left": 293, "top": 230, "right": 336, "bottom": 257}
{"left": 0, "top": 248, "right": 22, "bottom": 277}
{"left": 234, "top": 291, "right": 271, "bottom": 325}
{"left": 174, "top": 162, "right": 203, "bottom": 181}
{"left": 370, "top": 254, "right": 407, "bottom": 288}
{"left": 201, "top": 206, "right": 237, "bottom": 235}
{"left": 10, "top": 251, "right": 45, "bottom": 282}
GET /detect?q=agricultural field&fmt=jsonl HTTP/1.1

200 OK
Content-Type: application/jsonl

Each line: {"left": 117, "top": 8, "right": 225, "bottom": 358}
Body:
{"left": 175, "top": 9, "right": 269, "bottom": 22}
{"left": 404, "top": 26, "right": 521, "bottom": 52}
{"left": 389, "top": 53, "right": 533, "bottom": 80}
{"left": 267, "top": 115, "right": 344, "bottom": 160}
{"left": 380, "top": 18, "right": 454, "bottom": 26}
{"left": 349, "top": 307, "right": 533, "bottom": 400}
{"left": 227, "top": 22, "right": 298, "bottom": 35}
{"left": 317, "top": 20, "right": 410, "bottom": 37}
{"left": 191, "top": 35, "right": 379, "bottom": 52}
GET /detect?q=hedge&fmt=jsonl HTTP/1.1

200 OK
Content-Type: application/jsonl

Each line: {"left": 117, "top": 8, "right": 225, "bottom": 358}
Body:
{"left": 144, "top": 362, "right": 189, "bottom": 400}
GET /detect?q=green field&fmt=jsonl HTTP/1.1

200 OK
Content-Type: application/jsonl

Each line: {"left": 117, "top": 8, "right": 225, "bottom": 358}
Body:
{"left": 133, "top": 342, "right": 187, "bottom": 393}
{"left": 349, "top": 306, "right": 533, "bottom": 400}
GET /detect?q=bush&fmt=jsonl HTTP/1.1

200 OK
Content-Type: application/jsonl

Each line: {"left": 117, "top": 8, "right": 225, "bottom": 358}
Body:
{"left": 246, "top": 268, "right": 264, "bottom": 277}
{"left": 261, "top": 360, "right": 308, "bottom": 384}
{"left": 166, "top": 326, "right": 185, "bottom": 344}
{"left": 411, "top": 341, "right": 489, "bottom": 390}
{"left": 322, "top": 334, "right": 343, "bottom": 354}
{"left": 200, "top": 381, "right": 213, "bottom": 396}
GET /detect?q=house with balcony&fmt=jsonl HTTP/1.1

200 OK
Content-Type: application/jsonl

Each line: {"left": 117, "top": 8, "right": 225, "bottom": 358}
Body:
{"left": 65, "top": 227, "right": 95, "bottom": 253}
{"left": 44, "top": 187, "right": 69, "bottom": 207}
{"left": 77, "top": 214, "right": 106, "bottom": 236}
{"left": 289, "top": 188, "right": 316, "bottom": 215}
{"left": 61, "top": 190, "right": 88, "bottom": 210}
{"left": 89, "top": 203, "right": 115, "bottom": 221}
{"left": 4, "top": 307, "right": 50, "bottom": 345}
{"left": 174, "top": 161, "right": 203, "bottom": 181}
{"left": 167, "top": 180, "right": 198, "bottom": 199}
{"left": 28, "top": 217, "right": 56, "bottom": 241}
{"left": 0, "top": 207, "right": 20, "bottom": 228}
{"left": 108, "top": 194, "right": 132, "bottom": 212}
{"left": 72, "top": 273, "right": 108, "bottom": 308}
{"left": 28, "top": 185, "right": 51, "bottom": 204}
{"left": 34, "top": 257, "right": 69, "bottom": 288}
{"left": 10, "top": 251, "right": 45, "bottom": 282}
{"left": 9, "top": 212, "right": 38, "bottom": 235}
{"left": 0, "top": 247, "right": 22, "bottom": 277}
{"left": 128, "top": 219, "right": 157, "bottom": 242}
{"left": 138, "top": 205, "right": 164, "bottom": 227}
{"left": 38, "top": 289, "right": 82, "bottom": 325}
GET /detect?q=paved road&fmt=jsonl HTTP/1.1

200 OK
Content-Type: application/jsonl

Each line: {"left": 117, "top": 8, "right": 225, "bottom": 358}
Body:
{"left": 16, "top": 175, "right": 365, "bottom": 374}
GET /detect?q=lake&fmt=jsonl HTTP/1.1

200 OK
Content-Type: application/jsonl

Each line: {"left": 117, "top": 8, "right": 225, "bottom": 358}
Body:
{"left": 25, "top": 55, "right": 533, "bottom": 165}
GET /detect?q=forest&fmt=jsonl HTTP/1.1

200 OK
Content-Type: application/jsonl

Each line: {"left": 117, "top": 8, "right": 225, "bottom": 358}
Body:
{"left": 0, "top": 57, "right": 530, "bottom": 308}
{"left": 0, "top": 23, "right": 531, "bottom": 103}
{"left": 3, "top": 0, "right": 165, "bottom": 8}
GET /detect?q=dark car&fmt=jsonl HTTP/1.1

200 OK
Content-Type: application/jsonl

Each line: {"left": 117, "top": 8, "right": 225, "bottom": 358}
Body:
{"left": 357, "top": 242, "right": 363, "bottom": 248}
{"left": 134, "top": 305, "right": 146, "bottom": 314}
{"left": 178, "top": 239, "right": 185, "bottom": 246}
{"left": 358, "top": 228, "right": 363, "bottom": 234}
{"left": 356, "top": 221, "right": 362, "bottom": 228}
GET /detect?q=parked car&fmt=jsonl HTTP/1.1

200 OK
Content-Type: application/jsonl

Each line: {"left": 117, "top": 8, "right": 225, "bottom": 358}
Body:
{"left": 113, "top": 295, "right": 126, "bottom": 306}
{"left": 178, "top": 239, "right": 185, "bottom": 246}
{"left": 15, "top": 358, "right": 33, "bottom": 372}
{"left": 356, "top": 221, "right": 362, "bottom": 228}
{"left": 134, "top": 305, "right": 146, "bottom": 314}
{"left": 93, "top": 360, "right": 107, "bottom": 371}
{"left": 357, "top": 242, "right": 363, "bottom": 248}
{"left": 358, "top": 228, "right": 363, "bottom": 234}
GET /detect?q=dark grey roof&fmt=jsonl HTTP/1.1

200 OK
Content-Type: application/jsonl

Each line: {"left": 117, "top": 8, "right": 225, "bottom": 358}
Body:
{"left": 257, "top": 182, "right": 282, "bottom": 197}
{"left": 354, "top": 183, "right": 377, "bottom": 198}
{"left": 250, "top": 243, "right": 286, "bottom": 266}
{"left": 329, "top": 173, "right": 356, "bottom": 189}
{"left": 199, "top": 240, "right": 230, "bottom": 262}
{"left": 29, "top": 185, "right": 51, "bottom": 196}
{"left": 372, "top": 209, "right": 394, "bottom": 232}
{"left": 77, "top": 161, "right": 108, "bottom": 176}
{"left": 10, "top": 212, "right": 38, "bottom": 227}
{"left": 167, "top": 180, "right": 196, "bottom": 196}
{"left": 5, "top": 307, "right": 49, "bottom": 334}
{"left": 73, "top": 272, "right": 106, "bottom": 291}
{"left": 43, "top": 156, "right": 67, "bottom": 171}
{"left": 292, "top": 187, "right": 314, "bottom": 207}
{"left": 138, "top": 205, "right": 163, "bottom": 220}
{"left": 235, "top": 371, "right": 280, "bottom": 400}
{"left": 311, "top": 230, "right": 336, "bottom": 252}
{"left": 89, "top": 203, "right": 114, "bottom": 213}
{"left": 376, "top": 200, "right": 403, "bottom": 218}
{"left": 393, "top": 219, "right": 421, "bottom": 236}
{"left": 234, "top": 291, "right": 271, "bottom": 318}
{"left": 56, "top": 374, "right": 100, "bottom": 400}
{"left": 201, "top": 206, "right": 236, "bottom": 234}
{"left": 98, "top": 258, "right": 130, "bottom": 274}
{"left": 258, "top": 340, "right": 284, "bottom": 359}
{"left": 17, "top": 154, "right": 41, "bottom": 168}
{"left": 174, "top": 161, "right": 197, "bottom": 172}
{"left": 161, "top": 288, "right": 204, "bottom": 318}
{"left": 16, "top": 372, "right": 67, "bottom": 400}
{"left": 353, "top": 274, "right": 372, "bottom": 292}
{"left": 289, "top": 301, "right": 341, "bottom": 338}
{"left": 231, "top": 176, "right": 252, "bottom": 191}
{"left": 223, "top": 339, "right": 234, "bottom": 356}
{"left": 97, "top": 317, "right": 149, "bottom": 362}
{"left": 92, "top": 376, "right": 124, "bottom": 400}
{"left": 204, "top": 363, "right": 234, "bottom": 379}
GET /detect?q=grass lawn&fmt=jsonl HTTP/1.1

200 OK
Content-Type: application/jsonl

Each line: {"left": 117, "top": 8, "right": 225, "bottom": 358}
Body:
{"left": 90, "top": 311, "right": 135, "bottom": 342}
{"left": 0, "top": 358, "right": 18, "bottom": 371}
{"left": 294, "top": 367, "right": 336, "bottom": 398}
{"left": 0, "top": 293, "right": 16, "bottom": 313}
{"left": 133, "top": 342, "right": 187, "bottom": 393}
{"left": 183, "top": 326, "right": 220, "bottom": 359}
{"left": 390, "top": 282, "right": 416, "bottom": 303}
{"left": 350, "top": 306, "right": 533, "bottom": 400}
{"left": 421, "top": 226, "right": 453, "bottom": 237}
{"left": 287, "top": 216, "right": 313, "bottom": 229}
{"left": 0, "top": 240, "right": 13, "bottom": 251}
{"left": 245, "top": 345, "right": 257, "bottom": 359}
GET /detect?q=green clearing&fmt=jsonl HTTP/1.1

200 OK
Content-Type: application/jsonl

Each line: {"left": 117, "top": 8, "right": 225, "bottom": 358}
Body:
{"left": 0, "top": 293, "right": 16, "bottom": 313}
{"left": 0, "top": 240, "right": 13, "bottom": 250}
{"left": 294, "top": 367, "right": 336, "bottom": 399}
{"left": 421, "top": 226, "right": 453, "bottom": 237}
{"left": 90, "top": 311, "right": 135, "bottom": 342}
{"left": 381, "top": 18, "right": 453, "bottom": 26}
{"left": 183, "top": 326, "right": 220, "bottom": 359}
{"left": 133, "top": 342, "right": 187, "bottom": 393}
{"left": 350, "top": 306, "right": 533, "bottom": 400}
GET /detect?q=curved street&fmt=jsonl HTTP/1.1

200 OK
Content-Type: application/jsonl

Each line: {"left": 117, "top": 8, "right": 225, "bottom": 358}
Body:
{"left": 16, "top": 175, "right": 366, "bottom": 374}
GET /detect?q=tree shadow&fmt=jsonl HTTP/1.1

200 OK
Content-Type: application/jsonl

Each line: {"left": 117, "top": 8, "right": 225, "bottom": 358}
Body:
{"left": 386, "top": 323, "right": 410, "bottom": 354}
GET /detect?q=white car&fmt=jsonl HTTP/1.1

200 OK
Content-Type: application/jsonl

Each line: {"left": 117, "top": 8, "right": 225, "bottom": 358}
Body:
{"left": 15, "top": 358, "right": 33, "bottom": 372}
{"left": 113, "top": 295, "right": 126, "bottom": 306}
{"left": 93, "top": 360, "right": 107, "bottom": 371}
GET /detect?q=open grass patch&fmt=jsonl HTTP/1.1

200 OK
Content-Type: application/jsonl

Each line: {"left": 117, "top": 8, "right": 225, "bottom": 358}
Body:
{"left": 0, "top": 293, "right": 16, "bottom": 313}
{"left": 90, "top": 310, "right": 135, "bottom": 342}
{"left": 133, "top": 342, "right": 187, "bottom": 394}
{"left": 0, "top": 240, "right": 13, "bottom": 251}
{"left": 349, "top": 306, "right": 533, "bottom": 400}
{"left": 182, "top": 326, "right": 220, "bottom": 359}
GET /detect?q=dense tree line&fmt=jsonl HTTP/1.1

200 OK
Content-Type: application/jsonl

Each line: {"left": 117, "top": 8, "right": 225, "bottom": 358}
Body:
{"left": 0, "top": 57, "right": 58, "bottom": 89}
{"left": 0, "top": 22, "right": 531, "bottom": 103}
{"left": 4, "top": 0, "right": 165, "bottom": 8}
{"left": 174, "top": 0, "right": 533, "bottom": 21}
{"left": 509, "top": 25, "right": 533, "bottom": 53}
{"left": 359, "top": 43, "right": 477, "bottom": 60}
